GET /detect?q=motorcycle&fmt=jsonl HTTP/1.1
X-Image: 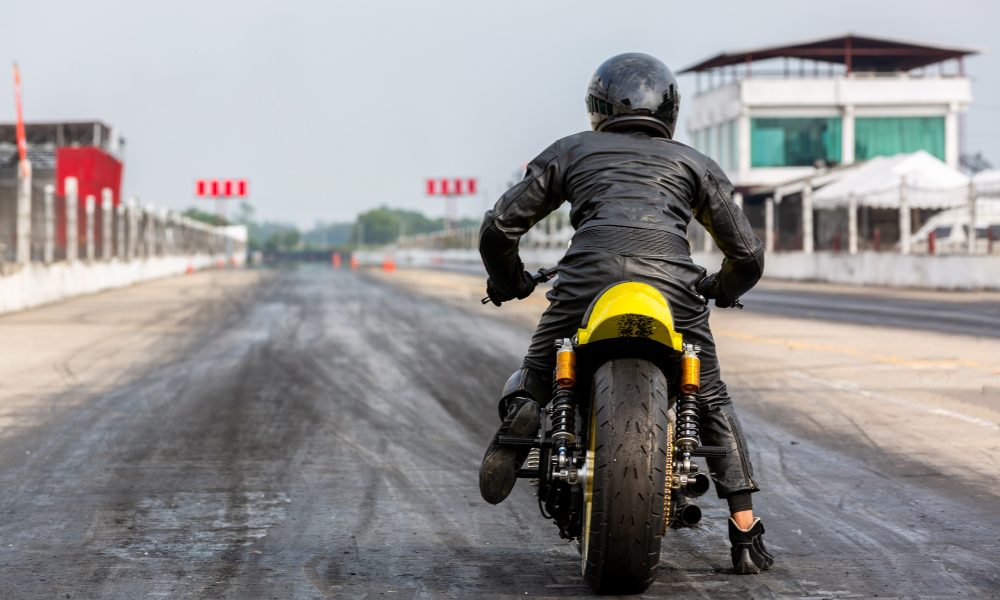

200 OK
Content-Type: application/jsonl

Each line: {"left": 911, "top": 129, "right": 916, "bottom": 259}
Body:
{"left": 483, "top": 267, "right": 730, "bottom": 594}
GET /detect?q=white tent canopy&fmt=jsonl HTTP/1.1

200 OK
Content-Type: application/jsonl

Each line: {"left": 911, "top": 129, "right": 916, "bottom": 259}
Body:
{"left": 973, "top": 169, "right": 1000, "bottom": 185}
{"left": 812, "top": 151, "right": 970, "bottom": 209}
{"left": 973, "top": 169, "right": 1000, "bottom": 199}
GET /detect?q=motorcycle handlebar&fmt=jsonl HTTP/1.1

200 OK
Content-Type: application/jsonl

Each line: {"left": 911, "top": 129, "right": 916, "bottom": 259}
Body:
{"left": 697, "top": 274, "right": 744, "bottom": 310}
{"left": 480, "top": 266, "right": 558, "bottom": 305}
{"left": 480, "top": 266, "right": 744, "bottom": 309}
{"left": 700, "top": 295, "right": 745, "bottom": 310}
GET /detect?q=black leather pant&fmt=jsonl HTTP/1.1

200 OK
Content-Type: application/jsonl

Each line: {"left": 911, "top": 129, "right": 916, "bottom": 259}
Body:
{"left": 519, "top": 243, "right": 759, "bottom": 499}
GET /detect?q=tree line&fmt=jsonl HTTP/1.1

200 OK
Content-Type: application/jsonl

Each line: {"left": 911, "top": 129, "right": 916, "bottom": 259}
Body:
{"left": 182, "top": 203, "right": 478, "bottom": 252}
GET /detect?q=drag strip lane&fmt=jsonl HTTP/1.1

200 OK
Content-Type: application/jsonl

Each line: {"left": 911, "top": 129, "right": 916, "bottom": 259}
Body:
{"left": 742, "top": 286, "right": 1000, "bottom": 338}
{"left": 0, "top": 266, "right": 996, "bottom": 599}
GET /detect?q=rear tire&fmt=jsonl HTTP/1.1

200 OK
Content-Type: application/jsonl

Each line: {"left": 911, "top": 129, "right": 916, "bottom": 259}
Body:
{"left": 582, "top": 358, "right": 671, "bottom": 594}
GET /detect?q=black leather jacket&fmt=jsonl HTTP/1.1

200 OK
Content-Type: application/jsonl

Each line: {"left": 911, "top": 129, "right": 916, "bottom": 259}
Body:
{"left": 479, "top": 130, "right": 764, "bottom": 304}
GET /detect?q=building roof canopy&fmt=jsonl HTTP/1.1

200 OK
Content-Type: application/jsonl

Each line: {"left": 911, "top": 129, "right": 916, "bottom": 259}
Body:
{"left": 680, "top": 34, "right": 977, "bottom": 74}
{"left": 0, "top": 121, "right": 113, "bottom": 147}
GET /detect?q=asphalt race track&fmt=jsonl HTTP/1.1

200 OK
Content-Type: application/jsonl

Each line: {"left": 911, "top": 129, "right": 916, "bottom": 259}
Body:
{"left": 0, "top": 267, "right": 997, "bottom": 599}
{"left": 446, "top": 262, "right": 1000, "bottom": 338}
{"left": 742, "top": 286, "right": 1000, "bottom": 339}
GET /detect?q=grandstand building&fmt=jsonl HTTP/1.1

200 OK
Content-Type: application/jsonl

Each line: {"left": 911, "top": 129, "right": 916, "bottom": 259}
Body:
{"left": 680, "top": 35, "right": 986, "bottom": 255}
{"left": 0, "top": 121, "right": 125, "bottom": 263}
{"left": 682, "top": 34, "right": 975, "bottom": 186}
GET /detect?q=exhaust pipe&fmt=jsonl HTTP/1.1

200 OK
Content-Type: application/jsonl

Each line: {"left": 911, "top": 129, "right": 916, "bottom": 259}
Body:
{"left": 672, "top": 497, "right": 702, "bottom": 528}
{"left": 686, "top": 473, "right": 711, "bottom": 496}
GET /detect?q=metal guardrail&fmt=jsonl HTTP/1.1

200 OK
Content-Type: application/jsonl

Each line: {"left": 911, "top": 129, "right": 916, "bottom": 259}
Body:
{"left": 0, "top": 174, "right": 247, "bottom": 275}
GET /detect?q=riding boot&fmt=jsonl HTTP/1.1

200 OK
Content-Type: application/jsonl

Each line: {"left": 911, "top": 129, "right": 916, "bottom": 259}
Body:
{"left": 479, "top": 397, "right": 540, "bottom": 504}
{"left": 728, "top": 517, "right": 774, "bottom": 574}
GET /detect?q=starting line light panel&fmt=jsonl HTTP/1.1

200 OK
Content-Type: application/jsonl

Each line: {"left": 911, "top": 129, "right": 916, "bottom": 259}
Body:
{"left": 196, "top": 179, "right": 249, "bottom": 198}
{"left": 426, "top": 177, "right": 477, "bottom": 196}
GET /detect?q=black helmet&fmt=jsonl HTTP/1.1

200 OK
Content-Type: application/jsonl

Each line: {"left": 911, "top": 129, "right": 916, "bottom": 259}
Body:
{"left": 586, "top": 53, "right": 680, "bottom": 139}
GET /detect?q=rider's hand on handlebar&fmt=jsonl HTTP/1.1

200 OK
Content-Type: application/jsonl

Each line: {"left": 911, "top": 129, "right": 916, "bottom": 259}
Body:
{"left": 485, "top": 271, "right": 538, "bottom": 306}
{"left": 697, "top": 272, "right": 741, "bottom": 309}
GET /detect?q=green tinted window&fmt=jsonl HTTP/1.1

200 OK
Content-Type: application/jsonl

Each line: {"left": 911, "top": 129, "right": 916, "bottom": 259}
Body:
{"left": 855, "top": 117, "right": 945, "bottom": 161}
{"left": 751, "top": 117, "right": 842, "bottom": 167}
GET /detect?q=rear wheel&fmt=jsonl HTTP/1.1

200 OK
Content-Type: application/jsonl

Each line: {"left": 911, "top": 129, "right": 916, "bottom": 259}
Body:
{"left": 581, "top": 358, "right": 671, "bottom": 594}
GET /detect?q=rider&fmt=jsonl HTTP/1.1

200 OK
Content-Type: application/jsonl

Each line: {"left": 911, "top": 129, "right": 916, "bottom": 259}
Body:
{"left": 477, "top": 53, "right": 773, "bottom": 574}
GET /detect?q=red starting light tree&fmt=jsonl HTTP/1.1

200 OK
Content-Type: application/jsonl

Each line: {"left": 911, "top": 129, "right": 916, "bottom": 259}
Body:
{"left": 425, "top": 177, "right": 477, "bottom": 197}
{"left": 195, "top": 179, "right": 249, "bottom": 198}
{"left": 425, "top": 177, "right": 478, "bottom": 230}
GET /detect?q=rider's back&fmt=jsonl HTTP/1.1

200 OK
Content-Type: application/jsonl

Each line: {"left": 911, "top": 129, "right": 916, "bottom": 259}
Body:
{"left": 482, "top": 126, "right": 762, "bottom": 309}
{"left": 555, "top": 129, "right": 712, "bottom": 241}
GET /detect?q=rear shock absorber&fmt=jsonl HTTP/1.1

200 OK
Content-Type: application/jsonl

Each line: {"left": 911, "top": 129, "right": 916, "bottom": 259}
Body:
{"left": 676, "top": 343, "right": 702, "bottom": 453}
{"left": 549, "top": 338, "right": 577, "bottom": 446}
{"left": 676, "top": 344, "right": 727, "bottom": 462}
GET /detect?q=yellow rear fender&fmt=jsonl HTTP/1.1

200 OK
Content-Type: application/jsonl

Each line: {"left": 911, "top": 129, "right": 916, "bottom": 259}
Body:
{"left": 576, "top": 282, "right": 684, "bottom": 352}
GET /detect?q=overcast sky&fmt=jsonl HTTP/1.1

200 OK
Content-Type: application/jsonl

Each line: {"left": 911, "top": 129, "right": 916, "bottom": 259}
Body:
{"left": 3, "top": 0, "right": 998, "bottom": 227}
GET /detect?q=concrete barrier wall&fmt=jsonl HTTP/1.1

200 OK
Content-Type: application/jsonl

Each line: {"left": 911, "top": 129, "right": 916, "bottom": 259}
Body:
{"left": 729, "top": 251, "right": 1000, "bottom": 291}
{"left": 358, "top": 248, "right": 568, "bottom": 272}
{"left": 0, "top": 254, "right": 239, "bottom": 315}
{"left": 361, "top": 247, "right": 1000, "bottom": 291}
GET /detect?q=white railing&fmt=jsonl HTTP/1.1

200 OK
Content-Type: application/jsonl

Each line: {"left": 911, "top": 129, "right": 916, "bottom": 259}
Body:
{"left": 0, "top": 174, "right": 247, "bottom": 275}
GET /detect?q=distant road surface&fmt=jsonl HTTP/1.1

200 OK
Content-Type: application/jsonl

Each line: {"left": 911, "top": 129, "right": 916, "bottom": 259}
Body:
{"left": 444, "top": 261, "right": 1000, "bottom": 338}
{"left": 743, "top": 281, "right": 1000, "bottom": 338}
{"left": 0, "top": 266, "right": 996, "bottom": 599}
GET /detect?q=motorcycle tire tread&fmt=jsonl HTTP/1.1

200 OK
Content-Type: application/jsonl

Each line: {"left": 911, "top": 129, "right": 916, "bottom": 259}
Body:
{"left": 583, "top": 358, "right": 670, "bottom": 594}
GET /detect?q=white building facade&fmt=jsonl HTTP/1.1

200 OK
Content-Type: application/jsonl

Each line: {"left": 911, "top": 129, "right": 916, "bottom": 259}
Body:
{"left": 682, "top": 35, "right": 975, "bottom": 188}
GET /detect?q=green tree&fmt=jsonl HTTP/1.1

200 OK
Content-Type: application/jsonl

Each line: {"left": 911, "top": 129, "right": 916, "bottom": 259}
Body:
{"left": 303, "top": 221, "right": 354, "bottom": 248}
{"left": 233, "top": 201, "right": 255, "bottom": 225}
{"left": 350, "top": 206, "right": 473, "bottom": 246}
{"left": 182, "top": 207, "right": 228, "bottom": 226}
{"left": 263, "top": 228, "right": 301, "bottom": 252}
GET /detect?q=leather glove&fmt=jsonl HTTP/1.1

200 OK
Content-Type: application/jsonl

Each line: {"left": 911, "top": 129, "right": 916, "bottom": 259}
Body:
{"left": 697, "top": 272, "right": 736, "bottom": 308}
{"left": 485, "top": 271, "right": 537, "bottom": 306}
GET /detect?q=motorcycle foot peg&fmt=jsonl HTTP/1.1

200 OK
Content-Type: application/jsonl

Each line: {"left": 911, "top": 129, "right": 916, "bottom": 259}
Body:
{"left": 691, "top": 445, "right": 729, "bottom": 458}
{"left": 497, "top": 434, "right": 539, "bottom": 448}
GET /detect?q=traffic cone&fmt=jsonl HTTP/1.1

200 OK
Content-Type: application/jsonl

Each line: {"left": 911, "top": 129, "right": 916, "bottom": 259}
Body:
{"left": 332, "top": 252, "right": 342, "bottom": 269}
{"left": 381, "top": 255, "right": 397, "bottom": 272}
